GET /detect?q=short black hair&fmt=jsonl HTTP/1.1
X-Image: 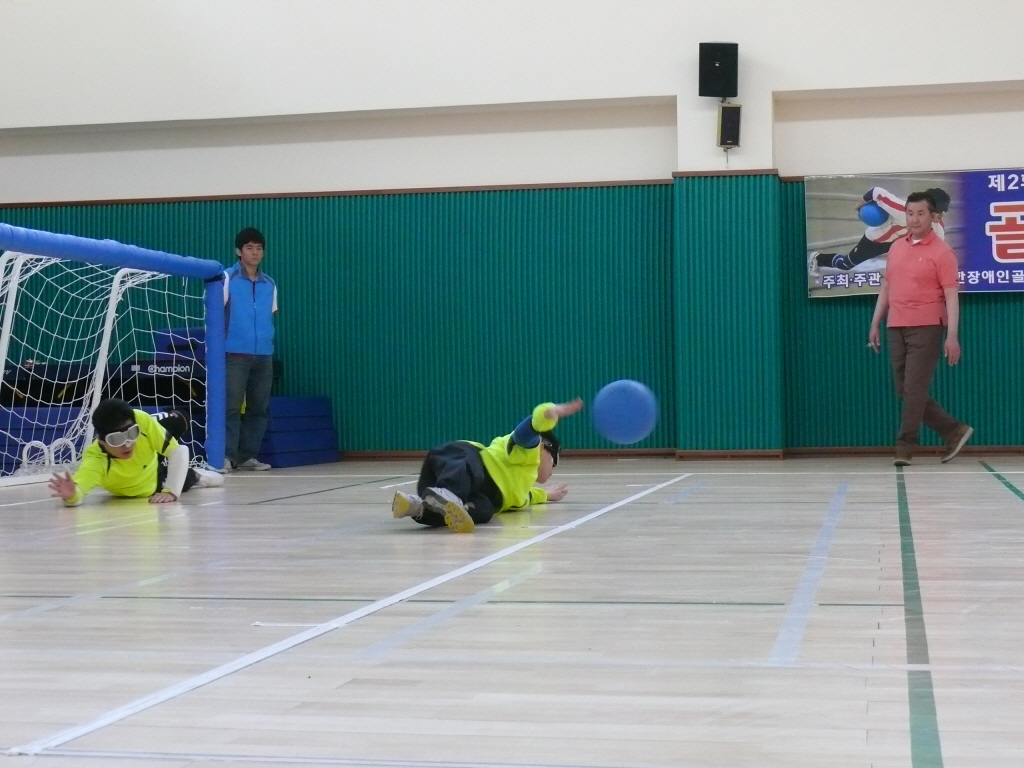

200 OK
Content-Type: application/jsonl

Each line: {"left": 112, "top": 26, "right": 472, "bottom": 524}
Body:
{"left": 539, "top": 430, "right": 561, "bottom": 466}
{"left": 92, "top": 399, "right": 135, "bottom": 438}
{"left": 907, "top": 189, "right": 950, "bottom": 215}
{"left": 234, "top": 227, "right": 265, "bottom": 250}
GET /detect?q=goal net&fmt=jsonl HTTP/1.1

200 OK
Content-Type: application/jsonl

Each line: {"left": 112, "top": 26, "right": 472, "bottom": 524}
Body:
{"left": 0, "top": 224, "right": 225, "bottom": 482}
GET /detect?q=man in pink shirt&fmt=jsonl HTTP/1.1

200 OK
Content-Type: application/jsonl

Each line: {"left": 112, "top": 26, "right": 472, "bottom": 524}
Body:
{"left": 868, "top": 190, "right": 973, "bottom": 466}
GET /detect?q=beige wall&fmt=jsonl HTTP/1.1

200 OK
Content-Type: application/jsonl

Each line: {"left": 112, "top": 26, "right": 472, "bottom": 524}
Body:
{"left": 1, "top": 0, "right": 1022, "bottom": 200}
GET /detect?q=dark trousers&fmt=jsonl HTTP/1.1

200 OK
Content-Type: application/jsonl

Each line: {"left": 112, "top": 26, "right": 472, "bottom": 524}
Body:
{"left": 888, "top": 326, "right": 964, "bottom": 454}
{"left": 414, "top": 441, "right": 503, "bottom": 528}
{"left": 153, "top": 411, "right": 200, "bottom": 494}
{"left": 225, "top": 353, "right": 274, "bottom": 465}
{"left": 815, "top": 236, "right": 891, "bottom": 270}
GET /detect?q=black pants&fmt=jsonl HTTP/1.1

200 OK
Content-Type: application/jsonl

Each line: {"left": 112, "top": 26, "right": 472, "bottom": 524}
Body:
{"left": 154, "top": 411, "right": 200, "bottom": 495}
{"left": 814, "top": 236, "right": 892, "bottom": 270}
{"left": 414, "top": 441, "right": 503, "bottom": 528}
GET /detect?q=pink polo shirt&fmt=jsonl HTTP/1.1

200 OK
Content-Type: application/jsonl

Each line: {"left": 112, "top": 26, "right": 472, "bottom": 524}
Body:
{"left": 884, "top": 230, "right": 959, "bottom": 327}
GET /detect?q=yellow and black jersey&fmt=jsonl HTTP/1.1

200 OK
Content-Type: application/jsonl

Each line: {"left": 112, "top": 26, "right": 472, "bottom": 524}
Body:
{"left": 67, "top": 410, "right": 178, "bottom": 505}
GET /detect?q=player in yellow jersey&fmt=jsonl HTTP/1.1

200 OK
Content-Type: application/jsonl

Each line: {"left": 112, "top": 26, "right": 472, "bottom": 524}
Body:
{"left": 391, "top": 398, "right": 583, "bottom": 533}
{"left": 48, "top": 399, "right": 223, "bottom": 506}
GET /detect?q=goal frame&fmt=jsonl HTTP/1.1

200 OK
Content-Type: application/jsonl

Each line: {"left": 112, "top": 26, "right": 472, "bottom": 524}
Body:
{"left": 0, "top": 223, "right": 226, "bottom": 483}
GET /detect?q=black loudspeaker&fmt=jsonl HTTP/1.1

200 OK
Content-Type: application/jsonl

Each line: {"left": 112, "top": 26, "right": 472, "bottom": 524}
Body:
{"left": 717, "top": 103, "right": 741, "bottom": 148}
{"left": 699, "top": 42, "right": 738, "bottom": 98}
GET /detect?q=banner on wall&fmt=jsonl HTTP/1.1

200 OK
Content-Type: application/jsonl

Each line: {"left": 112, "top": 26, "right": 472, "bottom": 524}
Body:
{"left": 805, "top": 168, "right": 1024, "bottom": 297}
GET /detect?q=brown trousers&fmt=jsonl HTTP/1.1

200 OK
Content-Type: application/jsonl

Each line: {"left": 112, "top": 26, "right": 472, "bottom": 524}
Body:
{"left": 888, "top": 325, "right": 963, "bottom": 454}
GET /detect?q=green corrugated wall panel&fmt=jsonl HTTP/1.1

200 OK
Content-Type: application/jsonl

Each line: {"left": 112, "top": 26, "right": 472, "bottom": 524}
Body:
{"left": 938, "top": 291, "right": 1024, "bottom": 446}
{"left": 782, "top": 179, "right": 1024, "bottom": 448}
{"left": 1, "top": 183, "right": 675, "bottom": 451}
{"left": 673, "top": 175, "right": 783, "bottom": 450}
{"left": 781, "top": 180, "right": 896, "bottom": 447}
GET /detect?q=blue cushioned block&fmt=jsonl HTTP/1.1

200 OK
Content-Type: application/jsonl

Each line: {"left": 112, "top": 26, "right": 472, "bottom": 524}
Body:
{"left": 260, "top": 429, "right": 337, "bottom": 454}
{"left": 265, "top": 415, "right": 330, "bottom": 433}
{"left": 267, "top": 397, "right": 331, "bottom": 418}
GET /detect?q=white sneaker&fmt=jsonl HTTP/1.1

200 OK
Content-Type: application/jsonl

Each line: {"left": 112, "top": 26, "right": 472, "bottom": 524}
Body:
{"left": 219, "top": 460, "right": 236, "bottom": 474}
{"left": 193, "top": 468, "right": 226, "bottom": 488}
{"left": 236, "top": 458, "right": 271, "bottom": 471}
{"left": 392, "top": 491, "right": 423, "bottom": 519}
{"left": 808, "top": 251, "right": 821, "bottom": 277}
{"left": 424, "top": 487, "right": 473, "bottom": 533}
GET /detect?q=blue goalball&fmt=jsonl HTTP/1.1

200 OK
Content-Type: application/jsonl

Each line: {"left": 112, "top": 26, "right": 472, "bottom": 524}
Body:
{"left": 592, "top": 379, "right": 658, "bottom": 445}
{"left": 858, "top": 201, "right": 890, "bottom": 227}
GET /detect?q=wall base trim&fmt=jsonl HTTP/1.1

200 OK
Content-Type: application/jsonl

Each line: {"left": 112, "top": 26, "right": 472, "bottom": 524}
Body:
{"left": 675, "top": 450, "right": 785, "bottom": 460}
{"left": 783, "top": 445, "right": 1024, "bottom": 457}
{"left": 338, "top": 445, "right": 1024, "bottom": 462}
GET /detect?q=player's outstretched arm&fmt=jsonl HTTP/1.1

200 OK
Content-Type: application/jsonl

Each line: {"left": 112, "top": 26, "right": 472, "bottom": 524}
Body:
{"left": 543, "top": 398, "right": 583, "bottom": 421}
{"left": 545, "top": 483, "right": 568, "bottom": 501}
{"left": 48, "top": 471, "right": 77, "bottom": 503}
{"left": 150, "top": 444, "right": 191, "bottom": 503}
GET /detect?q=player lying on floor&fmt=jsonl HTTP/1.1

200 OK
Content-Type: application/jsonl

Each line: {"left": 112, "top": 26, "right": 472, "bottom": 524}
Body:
{"left": 48, "top": 398, "right": 223, "bottom": 506}
{"left": 391, "top": 398, "right": 583, "bottom": 533}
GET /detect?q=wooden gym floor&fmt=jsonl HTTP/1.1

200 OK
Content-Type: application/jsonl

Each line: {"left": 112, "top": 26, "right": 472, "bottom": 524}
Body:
{"left": 1, "top": 456, "right": 1022, "bottom": 768}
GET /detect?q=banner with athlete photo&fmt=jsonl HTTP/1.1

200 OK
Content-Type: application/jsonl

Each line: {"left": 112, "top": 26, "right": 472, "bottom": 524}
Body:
{"left": 806, "top": 168, "right": 1024, "bottom": 297}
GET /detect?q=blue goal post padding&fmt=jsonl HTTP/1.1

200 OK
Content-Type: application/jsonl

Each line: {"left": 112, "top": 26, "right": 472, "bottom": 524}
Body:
{"left": 0, "top": 223, "right": 226, "bottom": 469}
{"left": 0, "top": 222, "right": 222, "bottom": 280}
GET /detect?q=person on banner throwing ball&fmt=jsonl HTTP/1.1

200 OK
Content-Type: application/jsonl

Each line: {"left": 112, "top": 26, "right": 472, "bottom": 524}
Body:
{"left": 809, "top": 185, "right": 950, "bottom": 275}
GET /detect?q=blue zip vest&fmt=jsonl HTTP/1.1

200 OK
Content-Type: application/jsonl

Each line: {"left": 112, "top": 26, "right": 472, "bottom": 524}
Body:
{"left": 224, "top": 263, "right": 276, "bottom": 355}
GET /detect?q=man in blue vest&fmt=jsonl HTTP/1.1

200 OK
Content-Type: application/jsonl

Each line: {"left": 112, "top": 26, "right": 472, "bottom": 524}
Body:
{"left": 223, "top": 227, "right": 277, "bottom": 471}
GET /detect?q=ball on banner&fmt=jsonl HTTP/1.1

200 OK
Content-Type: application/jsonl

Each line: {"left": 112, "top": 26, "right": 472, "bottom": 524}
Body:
{"left": 858, "top": 201, "right": 889, "bottom": 227}
{"left": 592, "top": 379, "right": 658, "bottom": 445}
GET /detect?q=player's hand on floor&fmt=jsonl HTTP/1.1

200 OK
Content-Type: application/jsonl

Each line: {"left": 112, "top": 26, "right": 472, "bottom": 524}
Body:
{"left": 149, "top": 492, "right": 178, "bottom": 504}
{"left": 547, "top": 483, "right": 569, "bottom": 501}
{"left": 48, "top": 471, "right": 76, "bottom": 501}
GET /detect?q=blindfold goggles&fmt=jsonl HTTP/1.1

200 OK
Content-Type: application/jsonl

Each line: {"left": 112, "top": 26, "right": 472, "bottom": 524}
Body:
{"left": 103, "top": 423, "right": 140, "bottom": 447}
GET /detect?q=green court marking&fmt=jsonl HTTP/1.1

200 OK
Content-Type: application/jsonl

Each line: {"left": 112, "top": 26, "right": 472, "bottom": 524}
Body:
{"left": 980, "top": 460, "right": 1024, "bottom": 501}
{"left": 896, "top": 467, "right": 944, "bottom": 768}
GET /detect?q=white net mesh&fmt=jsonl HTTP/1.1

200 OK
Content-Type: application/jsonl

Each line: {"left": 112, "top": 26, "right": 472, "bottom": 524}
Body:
{"left": 0, "top": 252, "right": 209, "bottom": 477}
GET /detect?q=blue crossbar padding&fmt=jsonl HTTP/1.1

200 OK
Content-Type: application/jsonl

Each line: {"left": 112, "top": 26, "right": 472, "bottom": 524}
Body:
{"left": 0, "top": 223, "right": 222, "bottom": 280}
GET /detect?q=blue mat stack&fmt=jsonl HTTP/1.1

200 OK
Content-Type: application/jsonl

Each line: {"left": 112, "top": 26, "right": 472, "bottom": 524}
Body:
{"left": 257, "top": 396, "right": 338, "bottom": 468}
